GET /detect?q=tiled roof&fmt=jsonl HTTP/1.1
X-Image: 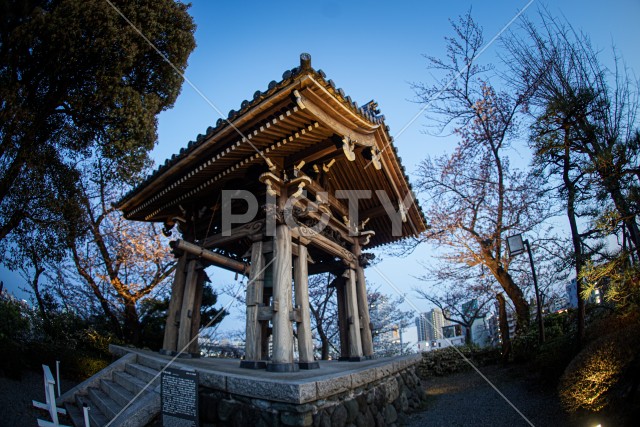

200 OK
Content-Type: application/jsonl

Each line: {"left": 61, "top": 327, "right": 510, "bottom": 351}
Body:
{"left": 117, "top": 53, "right": 427, "bottom": 242}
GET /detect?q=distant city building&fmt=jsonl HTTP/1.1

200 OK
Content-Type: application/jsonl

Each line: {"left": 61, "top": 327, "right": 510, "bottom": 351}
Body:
{"left": 549, "top": 296, "right": 570, "bottom": 313}
{"left": 566, "top": 278, "right": 602, "bottom": 308}
{"left": 430, "top": 308, "right": 449, "bottom": 340}
{"left": 493, "top": 300, "right": 517, "bottom": 341}
{"left": 415, "top": 313, "right": 430, "bottom": 342}
{"left": 442, "top": 324, "right": 463, "bottom": 340}
{"left": 416, "top": 309, "right": 446, "bottom": 342}
{"left": 470, "top": 315, "right": 492, "bottom": 347}
{"left": 415, "top": 306, "right": 497, "bottom": 352}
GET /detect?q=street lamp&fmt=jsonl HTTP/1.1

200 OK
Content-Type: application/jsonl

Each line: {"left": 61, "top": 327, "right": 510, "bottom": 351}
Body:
{"left": 506, "top": 233, "right": 545, "bottom": 344}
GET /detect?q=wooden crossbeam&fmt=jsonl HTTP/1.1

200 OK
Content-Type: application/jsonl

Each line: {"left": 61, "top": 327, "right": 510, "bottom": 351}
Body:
{"left": 171, "top": 240, "right": 249, "bottom": 275}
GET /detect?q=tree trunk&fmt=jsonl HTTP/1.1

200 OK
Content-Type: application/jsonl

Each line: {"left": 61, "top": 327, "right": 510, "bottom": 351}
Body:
{"left": 314, "top": 320, "right": 329, "bottom": 360}
{"left": 494, "top": 266, "right": 530, "bottom": 333}
{"left": 563, "top": 134, "right": 585, "bottom": 346}
{"left": 599, "top": 171, "right": 640, "bottom": 260}
{"left": 497, "top": 293, "right": 511, "bottom": 363}
{"left": 320, "top": 335, "right": 330, "bottom": 360}
{"left": 30, "top": 265, "right": 48, "bottom": 324}
{"left": 123, "top": 299, "right": 141, "bottom": 346}
{"left": 0, "top": 210, "right": 25, "bottom": 241}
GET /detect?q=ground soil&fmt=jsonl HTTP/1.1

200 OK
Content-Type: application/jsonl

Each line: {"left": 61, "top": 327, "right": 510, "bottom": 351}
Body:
{"left": 406, "top": 364, "right": 577, "bottom": 427}
{"left": 0, "top": 369, "right": 75, "bottom": 427}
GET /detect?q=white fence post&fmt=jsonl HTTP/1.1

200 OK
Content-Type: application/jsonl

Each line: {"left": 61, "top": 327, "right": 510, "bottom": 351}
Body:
{"left": 56, "top": 361, "right": 61, "bottom": 398}
{"left": 32, "top": 364, "right": 69, "bottom": 427}
{"left": 82, "top": 404, "right": 90, "bottom": 427}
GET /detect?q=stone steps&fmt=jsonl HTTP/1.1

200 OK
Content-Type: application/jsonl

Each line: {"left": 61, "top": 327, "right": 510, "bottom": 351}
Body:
{"left": 60, "top": 354, "right": 161, "bottom": 427}
{"left": 75, "top": 394, "right": 109, "bottom": 427}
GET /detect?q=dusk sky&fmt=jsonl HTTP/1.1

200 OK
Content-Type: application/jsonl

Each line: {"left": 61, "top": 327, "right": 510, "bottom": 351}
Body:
{"left": 3, "top": 0, "right": 639, "bottom": 334}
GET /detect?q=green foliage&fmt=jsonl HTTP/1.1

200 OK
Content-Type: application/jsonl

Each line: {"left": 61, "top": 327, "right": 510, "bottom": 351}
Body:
{"left": 0, "top": 292, "right": 118, "bottom": 380}
{"left": 581, "top": 252, "right": 640, "bottom": 310}
{"left": 64, "top": 355, "right": 111, "bottom": 380}
{"left": 0, "top": 297, "right": 31, "bottom": 378}
{"left": 0, "top": 0, "right": 196, "bottom": 249}
{"left": 506, "top": 311, "right": 581, "bottom": 386}
{"left": 511, "top": 327, "right": 539, "bottom": 363}
{"left": 139, "top": 297, "right": 170, "bottom": 350}
{"left": 559, "top": 318, "right": 640, "bottom": 413}
{"left": 0, "top": 297, "right": 30, "bottom": 344}
{"left": 200, "top": 284, "right": 228, "bottom": 332}
{"left": 533, "top": 334, "right": 576, "bottom": 385}
{"left": 511, "top": 310, "right": 577, "bottom": 364}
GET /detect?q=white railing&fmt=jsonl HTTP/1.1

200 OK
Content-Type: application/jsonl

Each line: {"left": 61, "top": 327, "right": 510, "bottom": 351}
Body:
{"left": 32, "top": 364, "right": 69, "bottom": 427}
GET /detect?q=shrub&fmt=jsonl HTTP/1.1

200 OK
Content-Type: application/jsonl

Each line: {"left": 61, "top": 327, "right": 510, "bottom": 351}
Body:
{"left": 63, "top": 354, "right": 111, "bottom": 380}
{"left": 558, "top": 319, "right": 640, "bottom": 413}
{"left": 0, "top": 295, "right": 117, "bottom": 381}
{"left": 0, "top": 298, "right": 30, "bottom": 343}
{"left": 583, "top": 306, "right": 637, "bottom": 345}
{"left": 416, "top": 346, "right": 500, "bottom": 378}
{"left": 0, "top": 297, "right": 32, "bottom": 378}
{"left": 511, "top": 327, "right": 539, "bottom": 363}
{"left": 533, "top": 334, "right": 575, "bottom": 385}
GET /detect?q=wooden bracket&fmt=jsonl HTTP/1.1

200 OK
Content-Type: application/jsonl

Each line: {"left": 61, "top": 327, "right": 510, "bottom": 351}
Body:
{"left": 258, "top": 304, "right": 274, "bottom": 321}
{"left": 364, "top": 146, "right": 382, "bottom": 170}
{"left": 288, "top": 175, "right": 312, "bottom": 199}
{"left": 358, "top": 230, "right": 376, "bottom": 246}
{"left": 292, "top": 89, "right": 306, "bottom": 110}
{"left": 289, "top": 307, "right": 302, "bottom": 323}
{"left": 259, "top": 172, "right": 284, "bottom": 196}
{"left": 342, "top": 137, "right": 356, "bottom": 161}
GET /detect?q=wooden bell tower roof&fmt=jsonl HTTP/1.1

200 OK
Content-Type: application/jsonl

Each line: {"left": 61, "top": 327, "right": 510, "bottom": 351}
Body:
{"left": 117, "top": 54, "right": 427, "bottom": 248}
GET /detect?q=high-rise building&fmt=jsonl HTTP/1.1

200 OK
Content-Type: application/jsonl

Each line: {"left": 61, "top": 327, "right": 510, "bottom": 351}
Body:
{"left": 415, "top": 314, "right": 429, "bottom": 342}
{"left": 415, "top": 308, "right": 449, "bottom": 342}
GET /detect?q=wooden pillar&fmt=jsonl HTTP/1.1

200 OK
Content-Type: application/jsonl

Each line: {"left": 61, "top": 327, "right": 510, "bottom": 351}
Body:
{"left": 335, "top": 277, "right": 350, "bottom": 360}
{"left": 161, "top": 254, "right": 187, "bottom": 354}
{"left": 267, "top": 222, "right": 297, "bottom": 372}
{"left": 177, "top": 259, "right": 198, "bottom": 353}
{"left": 355, "top": 265, "right": 374, "bottom": 358}
{"left": 354, "top": 242, "right": 374, "bottom": 358}
{"left": 241, "top": 240, "right": 267, "bottom": 369}
{"left": 187, "top": 270, "right": 205, "bottom": 355}
{"left": 261, "top": 286, "right": 272, "bottom": 360}
{"left": 345, "top": 268, "right": 363, "bottom": 360}
{"left": 294, "top": 244, "right": 319, "bottom": 369}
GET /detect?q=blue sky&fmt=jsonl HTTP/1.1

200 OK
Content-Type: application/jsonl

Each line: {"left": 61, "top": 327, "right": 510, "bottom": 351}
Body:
{"left": 3, "top": 0, "right": 639, "bottom": 333}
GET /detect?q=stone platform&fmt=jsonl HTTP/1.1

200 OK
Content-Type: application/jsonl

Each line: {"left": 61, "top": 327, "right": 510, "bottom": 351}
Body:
{"left": 110, "top": 345, "right": 426, "bottom": 426}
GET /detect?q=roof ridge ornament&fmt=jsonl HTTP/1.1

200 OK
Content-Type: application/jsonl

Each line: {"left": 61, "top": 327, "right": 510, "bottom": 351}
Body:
{"left": 299, "top": 53, "right": 312, "bottom": 70}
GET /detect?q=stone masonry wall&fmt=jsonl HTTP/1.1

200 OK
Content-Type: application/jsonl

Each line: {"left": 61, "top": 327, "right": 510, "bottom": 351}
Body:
{"left": 199, "top": 363, "right": 426, "bottom": 427}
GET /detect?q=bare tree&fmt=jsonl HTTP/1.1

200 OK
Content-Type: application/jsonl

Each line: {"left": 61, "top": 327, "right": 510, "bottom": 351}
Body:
{"left": 409, "top": 12, "right": 551, "bottom": 333}
{"left": 368, "top": 289, "right": 413, "bottom": 357}
{"left": 308, "top": 273, "right": 340, "bottom": 359}
{"left": 61, "top": 159, "right": 177, "bottom": 344}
